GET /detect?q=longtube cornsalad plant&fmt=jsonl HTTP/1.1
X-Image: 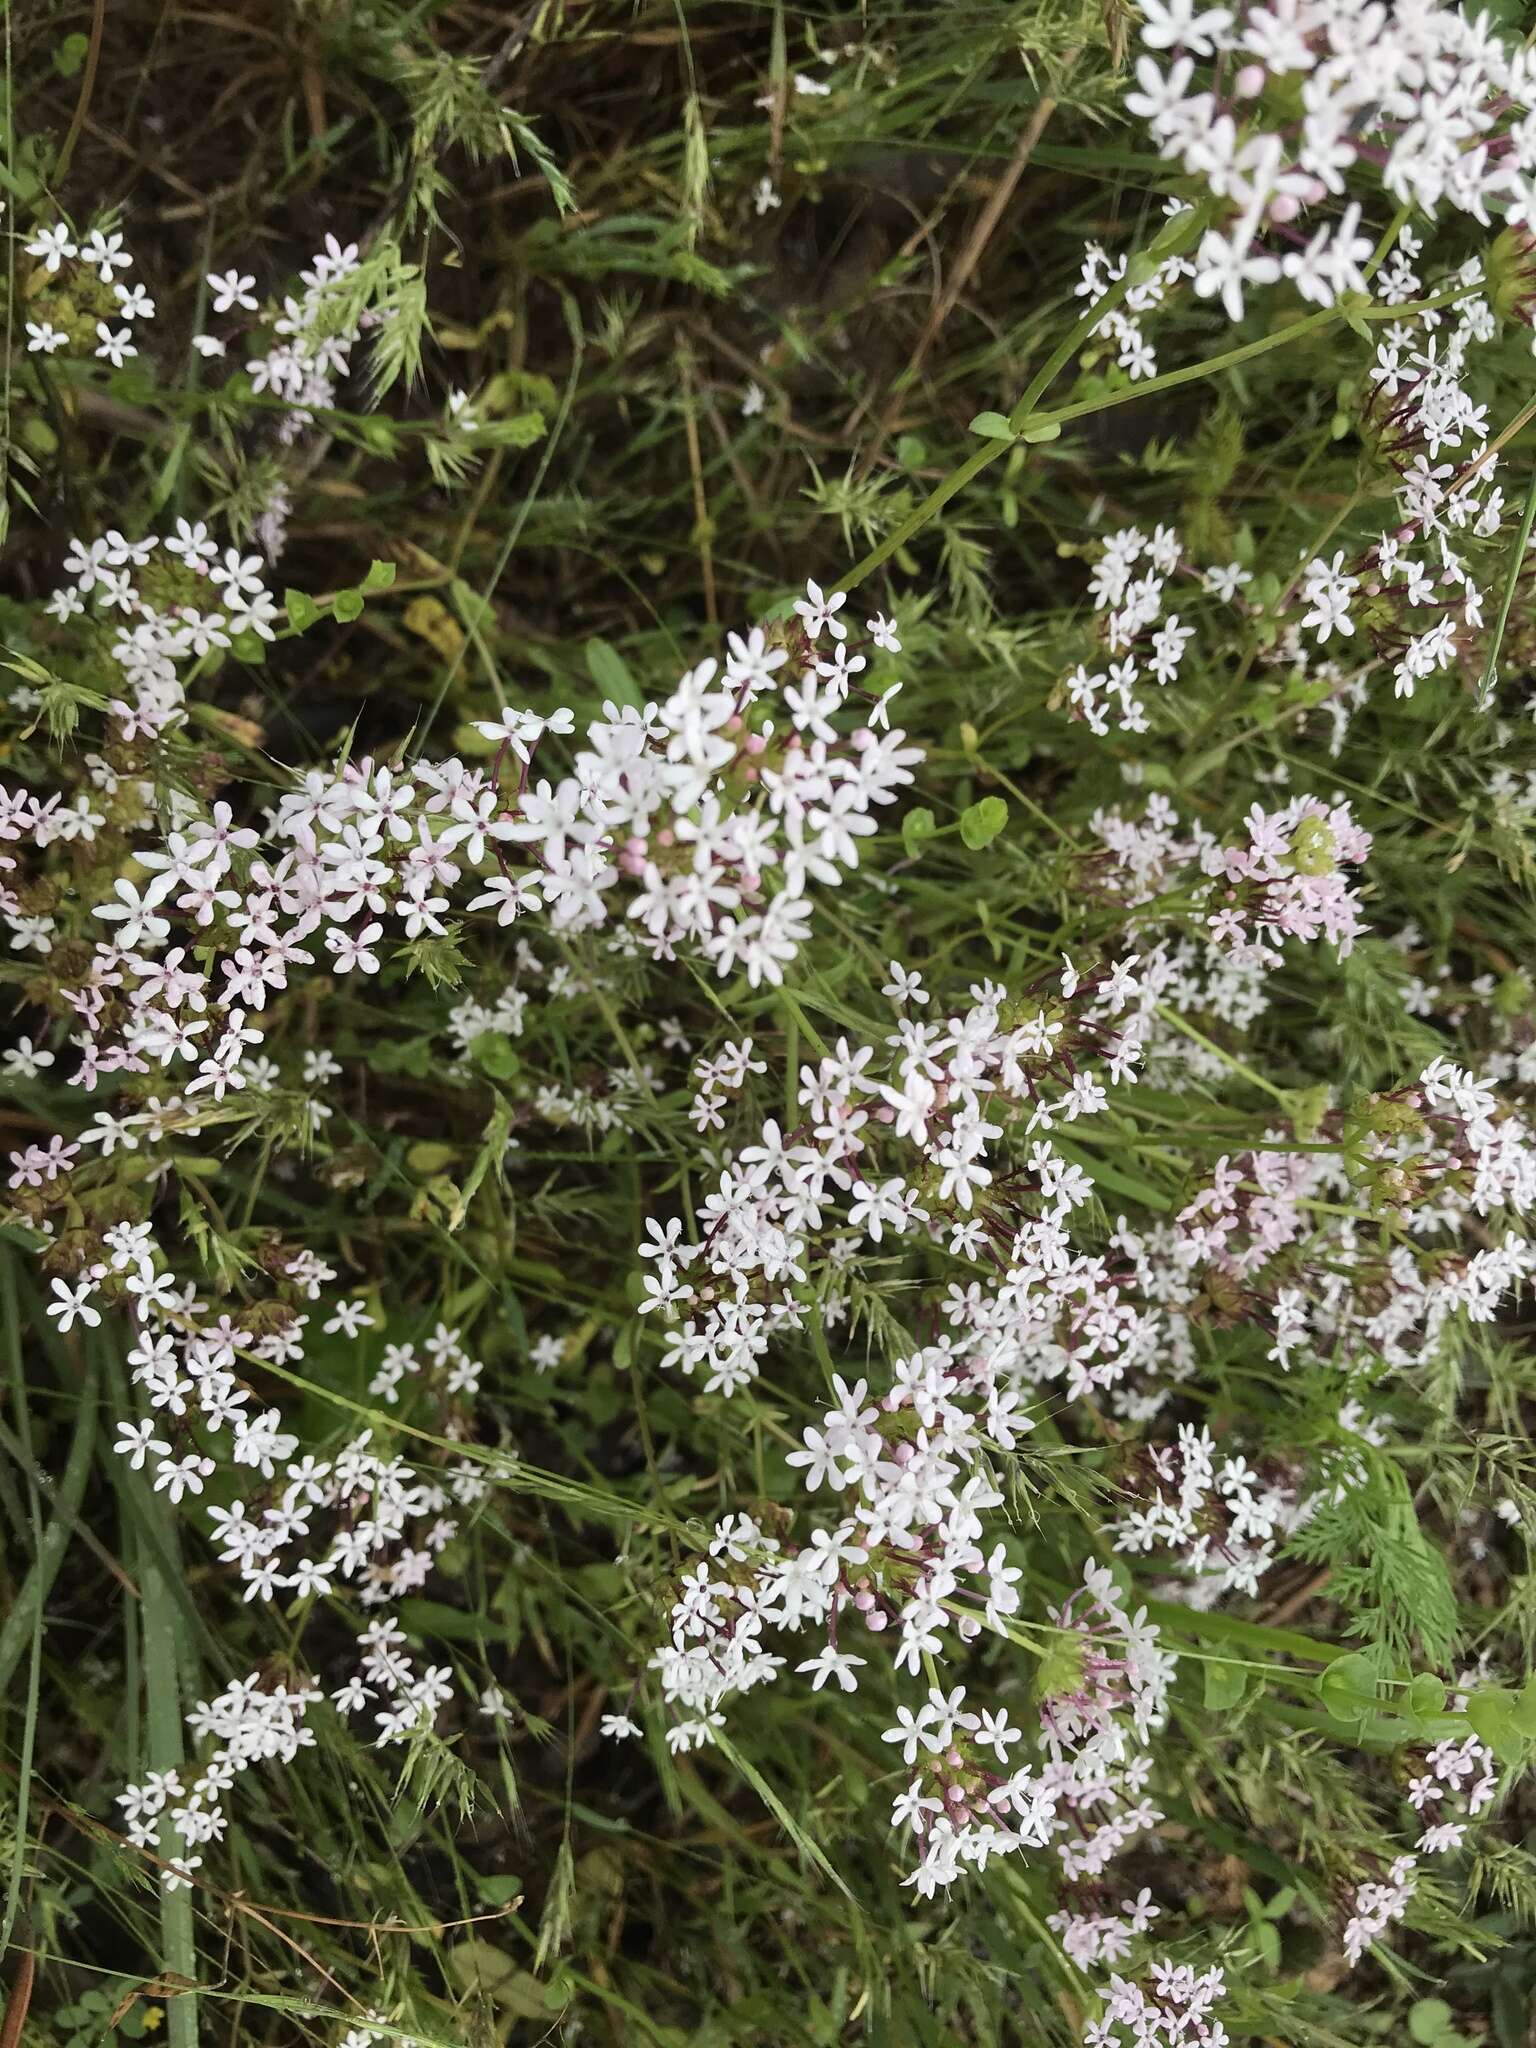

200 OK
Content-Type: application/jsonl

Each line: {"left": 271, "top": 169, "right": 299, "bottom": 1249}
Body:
{"left": 10, "top": 1, "right": 1536, "bottom": 2042}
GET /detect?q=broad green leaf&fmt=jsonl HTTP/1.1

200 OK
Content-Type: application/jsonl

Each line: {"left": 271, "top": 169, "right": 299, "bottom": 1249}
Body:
{"left": 960, "top": 797, "right": 1007, "bottom": 850}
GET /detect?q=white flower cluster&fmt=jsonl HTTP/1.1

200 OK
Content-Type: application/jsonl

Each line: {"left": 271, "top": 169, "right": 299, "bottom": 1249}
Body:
{"left": 209, "top": 232, "right": 367, "bottom": 434}
{"left": 0, "top": 558, "right": 920, "bottom": 1890}
{"left": 1088, "top": 787, "right": 1372, "bottom": 959}
{"left": 652, "top": 1513, "right": 1173, "bottom": 1904}
{"left": 1067, "top": 522, "right": 1252, "bottom": 735}
{"left": 42, "top": 521, "right": 283, "bottom": 739}
{"left": 473, "top": 591, "right": 920, "bottom": 986}
{"left": 1086, "top": 1959, "right": 1229, "bottom": 2048}
{"left": 20, "top": 227, "right": 374, "bottom": 555}
{"left": 1129, "top": 0, "right": 1536, "bottom": 324}
{"left": 7, "top": 548, "right": 918, "bottom": 997}
{"left": 627, "top": 885, "right": 1536, "bottom": 1961}
{"left": 1075, "top": 223, "right": 1196, "bottom": 382}
{"left": 1296, "top": 235, "right": 1510, "bottom": 703}
{"left": 1111, "top": 1423, "right": 1306, "bottom": 1601}
{"left": 22, "top": 220, "right": 151, "bottom": 365}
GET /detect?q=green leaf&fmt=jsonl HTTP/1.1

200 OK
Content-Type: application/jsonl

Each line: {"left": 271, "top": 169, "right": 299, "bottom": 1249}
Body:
{"left": 1512, "top": 1672, "right": 1536, "bottom": 1738}
{"left": 474, "top": 1872, "right": 525, "bottom": 1906}
{"left": 1406, "top": 1672, "right": 1448, "bottom": 1722}
{"left": 969, "top": 411, "right": 1014, "bottom": 440}
{"left": 444, "top": 1940, "right": 551, "bottom": 2015}
{"left": 1204, "top": 1661, "right": 1247, "bottom": 1712}
{"left": 1318, "top": 1650, "right": 1381, "bottom": 1722}
{"left": 1409, "top": 1999, "right": 1453, "bottom": 2045}
{"left": 363, "top": 558, "right": 397, "bottom": 592}
{"left": 1466, "top": 1685, "right": 1525, "bottom": 1764}
{"left": 901, "top": 807, "right": 937, "bottom": 859}
{"left": 333, "top": 586, "right": 365, "bottom": 623}
{"left": 959, "top": 796, "right": 1007, "bottom": 851}
{"left": 481, "top": 410, "right": 547, "bottom": 448}
{"left": 586, "top": 636, "right": 642, "bottom": 709}
{"left": 285, "top": 588, "right": 320, "bottom": 633}
{"left": 472, "top": 1032, "right": 522, "bottom": 1081}
{"left": 53, "top": 31, "right": 89, "bottom": 76}
{"left": 1018, "top": 419, "right": 1062, "bottom": 445}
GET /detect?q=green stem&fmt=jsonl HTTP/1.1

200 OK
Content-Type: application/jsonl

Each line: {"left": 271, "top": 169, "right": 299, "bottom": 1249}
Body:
{"left": 1154, "top": 1004, "right": 1290, "bottom": 1103}
{"left": 1478, "top": 465, "right": 1536, "bottom": 709}
{"left": 0, "top": 1366, "right": 99, "bottom": 1697}
{"left": 838, "top": 282, "right": 1474, "bottom": 596}
{"left": 1026, "top": 285, "right": 1475, "bottom": 437}
{"left": 139, "top": 1528, "right": 199, "bottom": 2048}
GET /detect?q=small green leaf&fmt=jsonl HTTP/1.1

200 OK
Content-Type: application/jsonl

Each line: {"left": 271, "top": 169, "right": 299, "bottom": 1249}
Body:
{"left": 1318, "top": 1650, "right": 1380, "bottom": 1722}
{"left": 285, "top": 588, "right": 320, "bottom": 633}
{"left": 333, "top": 586, "right": 365, "bottom": 623}
{"left": 1405, "top": 1672, "right": 1448, "bottom": 1722}
{"left": 474, "top": 1872, "right": 525, "bottom": 1906}
{"left": 363, "top": 558, "right": 397, "bottom": 592}
{"left": 1409, "top": 1999, "right": 1454, "bottom": 2046}
{"left": 472, "top": 1032, "right": 521, "bottom": 1081}
{"left": 901, "top": 807, "right": 937, "bottom": 859}
{"left": 960, "top": 796, "right": 1007, "bottom": 851}
{"left": 1019, "top": 420, "right": 1062, "bottom": 445}
{"left": 969, "top": 411, "right": 1014, "bottom": 440}
{"left": 53, "top": 31, "right": 90, "bottom": 76}
{"left": 1204, "top": 1662, "right": 1247, "bottom": 1712}
{"left": 481, "top": 410, "right": 547, "bottom": 448}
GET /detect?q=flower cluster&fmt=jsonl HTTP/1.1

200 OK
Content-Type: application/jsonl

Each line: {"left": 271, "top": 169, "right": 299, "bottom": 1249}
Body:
{"left": 1129, "top": 0, "right": 1536, "bottom": 323}
{"left": 22, "top": 219, "right": 151, "bottom": 366}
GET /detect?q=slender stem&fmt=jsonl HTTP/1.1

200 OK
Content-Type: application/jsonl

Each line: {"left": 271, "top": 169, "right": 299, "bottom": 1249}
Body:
{"left": 1477, "top": 465, "right": 1536, "bottom": 709}
{"left": 1154, "top": 1004, "right": 1290, "bottom": 1104}
{"left": 54, "top": 0, "right": 106, "bottom": 186}
{"left": 1027, "top": 285, "right": 1477, "bottom": 436}
{"left": 839, "top": 280, "right": 1474, "bottom": 596}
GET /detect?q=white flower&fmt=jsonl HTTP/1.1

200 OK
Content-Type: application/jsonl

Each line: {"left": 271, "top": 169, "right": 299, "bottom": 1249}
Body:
{"left": 46, "top": 1277, "right": 102, "bottom": 1333}
{"left": 94, "top": 323, "right": 138, "bottom": 368}
{"left": 207, "top": 269, "right": 259, "bottom": 313}
{"left": 26, "top": 223, "right": 77, "bottom": 272}
{"left": 115, "top": 1420, "right": 170, "bottom": 1470}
